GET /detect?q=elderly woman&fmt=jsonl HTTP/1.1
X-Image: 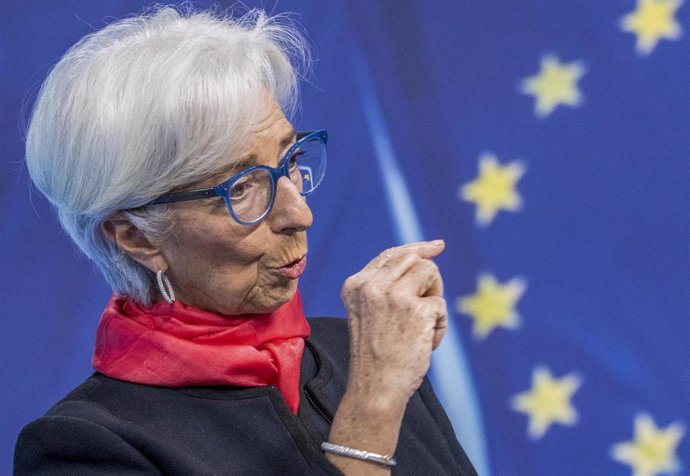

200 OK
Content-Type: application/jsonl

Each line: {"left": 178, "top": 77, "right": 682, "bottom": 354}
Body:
{"left": 15, "top": 6, "right": 476, "bottom": 475}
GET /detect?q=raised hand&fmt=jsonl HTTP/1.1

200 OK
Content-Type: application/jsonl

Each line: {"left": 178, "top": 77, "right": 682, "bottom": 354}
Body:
{"left": 326, "top": 240, "right": 448, "bottom": 475}
{"left": 342, "top": 240, "right": 448, "bottom": 402}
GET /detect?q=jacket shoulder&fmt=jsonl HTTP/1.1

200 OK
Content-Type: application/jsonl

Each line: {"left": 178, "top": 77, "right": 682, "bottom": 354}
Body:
{"left": 15, "top": 392, "right": 158, "bottom": 474}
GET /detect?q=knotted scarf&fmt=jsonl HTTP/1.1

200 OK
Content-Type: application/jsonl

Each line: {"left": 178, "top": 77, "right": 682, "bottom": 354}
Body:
{"left": 93, "top": 291, "right": 310, "bottom": 413}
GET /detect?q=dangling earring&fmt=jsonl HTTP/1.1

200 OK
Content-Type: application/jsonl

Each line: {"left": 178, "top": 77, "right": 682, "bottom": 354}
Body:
{"left": 156, "top": 270, "right": 176, "bottom": 304}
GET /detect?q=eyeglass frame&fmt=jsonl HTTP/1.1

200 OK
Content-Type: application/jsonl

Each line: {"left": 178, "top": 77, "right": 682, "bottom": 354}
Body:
{"left": 146, "top": 129, "right": 328, "bottom": 225}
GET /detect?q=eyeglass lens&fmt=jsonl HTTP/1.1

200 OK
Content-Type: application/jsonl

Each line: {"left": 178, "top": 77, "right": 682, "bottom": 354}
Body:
{"left": 229, "top": 136, "right": 325, "bottom": 223}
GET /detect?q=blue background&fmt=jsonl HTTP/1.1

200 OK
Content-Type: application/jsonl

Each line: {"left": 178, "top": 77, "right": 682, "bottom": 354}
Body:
{"left": 1, "top": 1, "right": 688, "bottom": 475}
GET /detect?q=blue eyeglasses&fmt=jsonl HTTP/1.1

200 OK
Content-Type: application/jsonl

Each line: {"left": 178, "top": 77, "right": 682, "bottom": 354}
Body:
{"left": 148, "top": 130, "right": 327, "bottom": 225}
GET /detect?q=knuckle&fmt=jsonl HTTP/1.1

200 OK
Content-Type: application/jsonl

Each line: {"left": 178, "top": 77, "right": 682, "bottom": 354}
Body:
{"left": 390, "top": 288, "right": 409, "bottom": 303}
{"left": 419, "top": 258, "right": 439, "bottom": 274}
{"left": 405, "top": 297, "right": 428, "bottom": 315}
{"left": 381, "top": 247, "right": 395, "bottom": 258}
{"left": 435, "top": 297, "right": 448, "bottom": 311}
{"left": 343, "top": 274, "right": 363, "bottom": 291}
{"left": 414, "top": 298, "right": 446, "bottom": 318}
{"left": 360, "top": 280, "right": 383, "bottom": 298}
{"left": 342, "top": 275, "right": 356, "bottom": 289}
{"left": 379, "top": 247, "right": 398, "bottom": 262}
{"left": 341, "top": 277, "right": 363, "bottom": 304}
{"left": 382, "top": 244, "right": 414, "bottom": 260}
{"left": 402, "top": 253, "right": 422, "bottom": 267}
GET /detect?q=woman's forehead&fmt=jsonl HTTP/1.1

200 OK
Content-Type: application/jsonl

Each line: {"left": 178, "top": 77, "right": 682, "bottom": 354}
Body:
{"left": 236, "top": 101, "right": 296, "bottom": 159}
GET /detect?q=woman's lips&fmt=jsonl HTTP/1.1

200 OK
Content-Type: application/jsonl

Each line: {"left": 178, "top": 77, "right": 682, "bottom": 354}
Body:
{"left": 276, "top": 255, "right": 307, "bottom": 279}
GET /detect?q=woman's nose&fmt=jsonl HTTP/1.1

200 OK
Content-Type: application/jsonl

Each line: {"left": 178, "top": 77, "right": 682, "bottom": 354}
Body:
{"left": 268, "top": 176, "right": 313, "bottom": 233}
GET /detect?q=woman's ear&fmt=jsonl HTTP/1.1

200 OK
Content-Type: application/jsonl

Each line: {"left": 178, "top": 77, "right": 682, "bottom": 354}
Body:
{"left": 101, "top": 213, "right": 168, "bottom": 273}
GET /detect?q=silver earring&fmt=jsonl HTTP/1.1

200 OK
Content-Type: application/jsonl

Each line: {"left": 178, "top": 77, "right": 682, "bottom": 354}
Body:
{"left": 156, "top": 270, "right": 176, "bottom": 304}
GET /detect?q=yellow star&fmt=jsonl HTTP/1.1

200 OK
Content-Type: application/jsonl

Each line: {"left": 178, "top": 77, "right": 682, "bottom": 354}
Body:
{"left": 456, "top": 274, "right": 526, "bottom": 339}
{"left": 511, "top": 367, "right": 582, "bottom": 439}
{"left": 459, "top": 153, "right": 525, "bottom": 226}
{"left": 520, "top": 55, "right": 586, "bottom": 117}
{"left": 611, "top": 413, "right": 686, "bottom": 476}
{"left": 620, "top": 0, "right": 683, "bottom": 56}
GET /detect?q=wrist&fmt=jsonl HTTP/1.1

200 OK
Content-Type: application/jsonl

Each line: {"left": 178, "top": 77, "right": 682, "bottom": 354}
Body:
{"left": 339, "top": 382, "right": 409, "bottom": 420}
{"left": 328, "top": 387, "right": 407, "bottom": 459}
{"left": 344, "top": 367, "right": 418, "bottom": 410}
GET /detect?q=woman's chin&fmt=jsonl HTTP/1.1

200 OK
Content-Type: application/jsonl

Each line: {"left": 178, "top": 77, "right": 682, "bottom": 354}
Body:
{"left": 227, "top": 281, "right": 299, "bottom": 315}
{"left": 255, "top": 283, "right": 299, "bottom": 313}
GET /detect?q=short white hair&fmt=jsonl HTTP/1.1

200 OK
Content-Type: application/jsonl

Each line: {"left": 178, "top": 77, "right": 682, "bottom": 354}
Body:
{"left": 26, "top": 5, "right": 309, "bottom": 305}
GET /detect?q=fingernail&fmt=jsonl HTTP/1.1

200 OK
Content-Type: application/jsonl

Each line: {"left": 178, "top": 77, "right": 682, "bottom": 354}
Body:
{"left": 430, "top": 239, "right": 445, "bottom": 245}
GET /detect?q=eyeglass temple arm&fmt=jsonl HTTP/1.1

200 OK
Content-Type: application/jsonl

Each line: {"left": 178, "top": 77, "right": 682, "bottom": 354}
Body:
{"left": 148, "top": 188, "right": 220, "bottom": 205}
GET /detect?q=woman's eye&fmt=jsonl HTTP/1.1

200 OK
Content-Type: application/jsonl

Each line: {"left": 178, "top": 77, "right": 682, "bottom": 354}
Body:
{"left": 230, "top": 179, "right": 252, "bottom": 199}
{"left": 289, "top": 149, "right": 305, "bottom": 169}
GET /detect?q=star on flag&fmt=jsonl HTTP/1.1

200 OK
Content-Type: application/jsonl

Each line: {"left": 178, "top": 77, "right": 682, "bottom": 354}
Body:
{"left": 460, "top": 153, "right": 525, "bottom": 226}
{"left": 611, "top": 413, "right": 686, "bottom": 476}
{"left": 511, "top": 367, "right": 582, "bottom": 440}
{"left": 520, "top": 55, "right": 586, "bottom": 117}
{"left": 620, "top": 0, "right": 684, "bottom": 55}
{"left": 456, "top": 274, "right": 527, "bottom": 339}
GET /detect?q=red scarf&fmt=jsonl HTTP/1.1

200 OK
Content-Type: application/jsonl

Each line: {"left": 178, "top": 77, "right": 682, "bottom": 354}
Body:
{"left": 93, "top": 291, "right": 310, "bottom": 413}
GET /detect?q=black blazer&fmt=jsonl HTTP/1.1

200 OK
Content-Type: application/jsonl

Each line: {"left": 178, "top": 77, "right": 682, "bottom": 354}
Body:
{"left": 15, "top": 318, "right": 476, "bottom": 475}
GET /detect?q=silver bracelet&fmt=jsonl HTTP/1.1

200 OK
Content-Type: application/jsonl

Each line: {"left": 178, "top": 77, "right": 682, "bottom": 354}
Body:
{"left": 320, "top": 442, "right": 397, "bottom": 467}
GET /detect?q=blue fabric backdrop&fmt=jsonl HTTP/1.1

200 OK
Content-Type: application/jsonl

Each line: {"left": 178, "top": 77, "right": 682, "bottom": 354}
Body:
{"left": 2, "top": 1, "right": 688, "bottom": 475}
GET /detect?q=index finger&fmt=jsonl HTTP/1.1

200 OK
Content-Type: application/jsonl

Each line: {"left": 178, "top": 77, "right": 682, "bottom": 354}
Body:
{"left": 358, "top": 240, "right": 445, "bottom": 280}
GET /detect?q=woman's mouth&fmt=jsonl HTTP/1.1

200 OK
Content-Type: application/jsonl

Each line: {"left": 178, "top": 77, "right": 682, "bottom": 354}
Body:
{"left": 276, "top": 255, "right": 307, "bottom": 279}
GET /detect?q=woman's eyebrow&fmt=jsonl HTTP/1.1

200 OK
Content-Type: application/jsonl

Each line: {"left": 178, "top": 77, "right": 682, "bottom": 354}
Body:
{"left": 231, "top": 156, "right": 259, "bottom": 171}
{"left": 280, "top": 129, "right": 297, "bottom": 149}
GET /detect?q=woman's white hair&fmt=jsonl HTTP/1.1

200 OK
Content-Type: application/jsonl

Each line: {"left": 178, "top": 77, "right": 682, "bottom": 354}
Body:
{"left": 26, "top": 4, "right": 309, "bottom": 305}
